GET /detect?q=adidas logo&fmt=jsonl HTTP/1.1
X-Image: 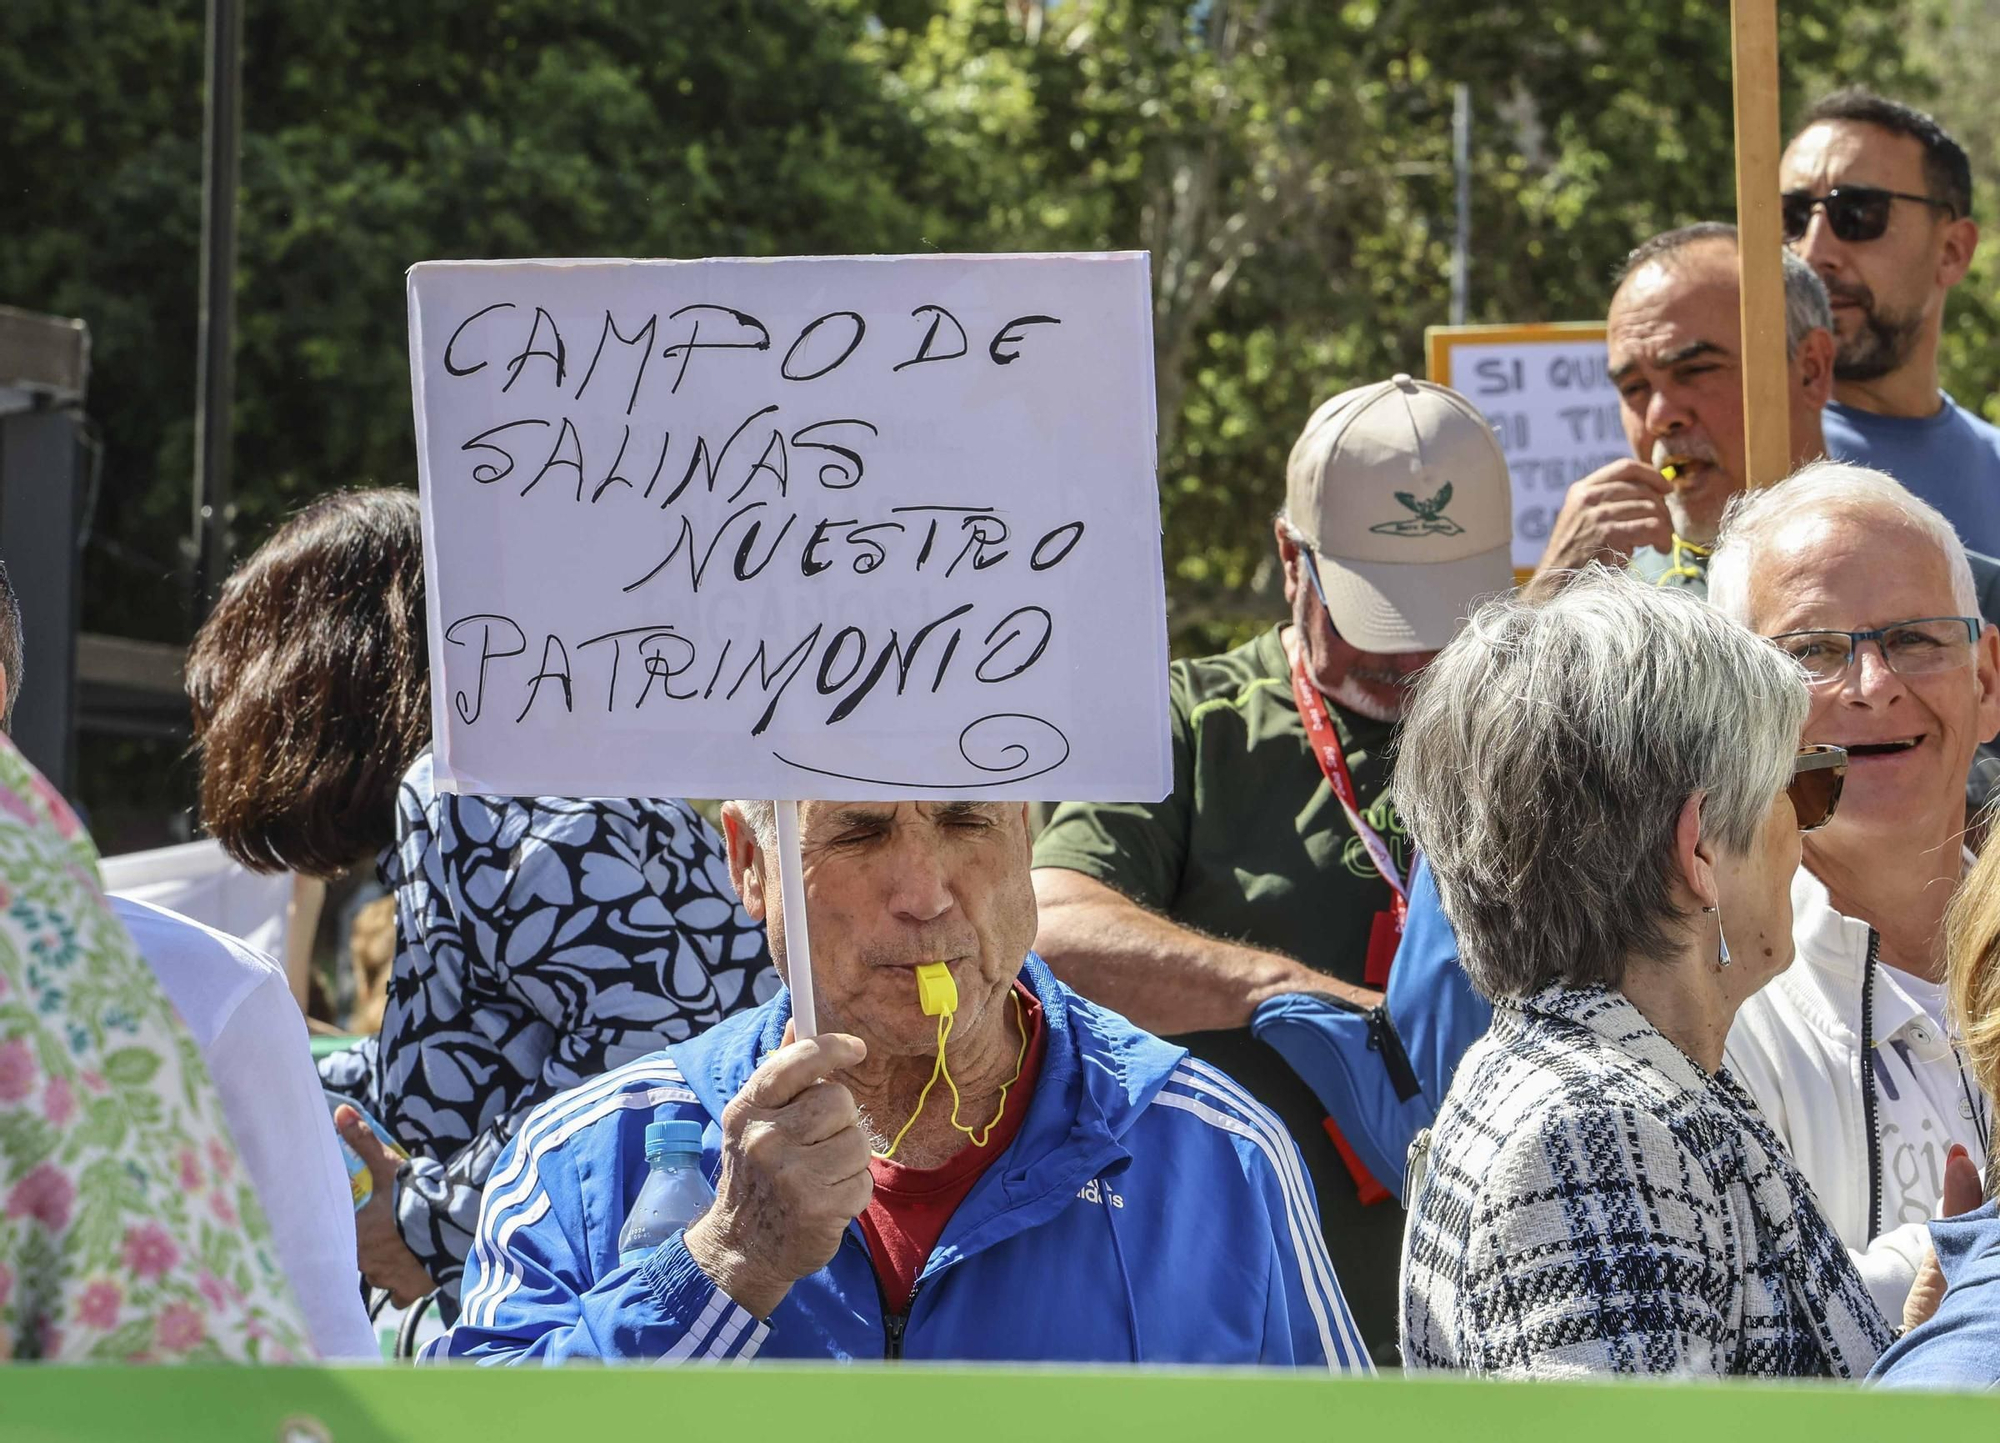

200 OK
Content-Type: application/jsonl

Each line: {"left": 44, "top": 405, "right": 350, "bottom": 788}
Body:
{"left": 1076, "top": 1176, "right": 1125, "bottom": 1209}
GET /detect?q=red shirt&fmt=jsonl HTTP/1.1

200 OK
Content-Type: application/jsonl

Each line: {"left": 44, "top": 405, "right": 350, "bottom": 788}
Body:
{"left": 859, "top": 984, "right": 1046, "bottom": 1316}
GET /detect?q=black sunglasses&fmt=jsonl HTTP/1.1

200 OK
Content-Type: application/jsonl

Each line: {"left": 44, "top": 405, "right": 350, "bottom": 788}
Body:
{"left": 1782, "top": 186, "right": 1957, "bottom": 244}
{"left": 1789, "top": 744, "right": 1848, "bottom": 833}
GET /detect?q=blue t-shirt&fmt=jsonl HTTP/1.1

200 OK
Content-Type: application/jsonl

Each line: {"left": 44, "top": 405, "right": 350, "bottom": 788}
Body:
{"left": 1822, "top": 395, "right": 2000, "bottom": 555}
{"left": 1871, "top": 1200, "right": 2000, "bottom": 1390}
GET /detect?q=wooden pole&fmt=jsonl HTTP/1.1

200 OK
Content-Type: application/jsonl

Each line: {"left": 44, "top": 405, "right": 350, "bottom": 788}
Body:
{"left": 283, "top": 874, "right": 326, "bottom": 1016}
{"left": 1451, "top": 84, "right": 1471, "bottom": 327}
{"left": 775, "top": 800, "right": 818, "bottom": 1038}
{"left": 1732, "top": 0, "right": 1790, "bottom": 488}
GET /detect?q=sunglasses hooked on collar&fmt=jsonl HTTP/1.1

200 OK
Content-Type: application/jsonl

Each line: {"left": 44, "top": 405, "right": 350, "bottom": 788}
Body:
{"left": 1789, "top": 744, "right": 1847, "bottom": 833}
{"left": 1781, "top": 185, "right": 1957, "bottom": 244}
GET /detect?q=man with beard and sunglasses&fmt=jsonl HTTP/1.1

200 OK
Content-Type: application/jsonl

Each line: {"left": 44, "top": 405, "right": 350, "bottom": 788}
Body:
{"left": 1782, "top": 89, "right": 2000, "bottom": 555}
{"left": 1028, "top": 377, "right": 1512, "bottom": 1361}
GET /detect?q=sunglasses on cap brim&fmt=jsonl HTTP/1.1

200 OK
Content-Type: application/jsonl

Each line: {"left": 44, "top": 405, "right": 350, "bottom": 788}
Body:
{"left": 1789, "top": 744, "right": 1847, "bottom": 832}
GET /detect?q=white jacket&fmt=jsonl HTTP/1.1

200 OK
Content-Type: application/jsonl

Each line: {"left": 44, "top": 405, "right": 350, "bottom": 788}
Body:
{"left": 111, "top": 897, "right": 379, "bottom": 1360}
{"left": 1724, "top": 864, "right": 1992, "bottom": 1321}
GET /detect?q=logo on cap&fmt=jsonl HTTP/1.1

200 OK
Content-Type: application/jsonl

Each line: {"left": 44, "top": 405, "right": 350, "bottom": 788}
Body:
{"left": 1369, "top": 481, "right": 1463, "bottom": 539}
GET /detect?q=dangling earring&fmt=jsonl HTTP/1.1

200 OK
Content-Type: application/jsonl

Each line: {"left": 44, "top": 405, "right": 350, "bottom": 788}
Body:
{"left": 1701, "top": 903, "right": 1733, "bottom": 971}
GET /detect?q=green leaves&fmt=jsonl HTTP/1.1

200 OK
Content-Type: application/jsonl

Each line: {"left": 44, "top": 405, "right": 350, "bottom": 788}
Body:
{"left": 101, "top": 1048, "right": 161, "bottom": 1089}
{"left": 72, "top": 1097, "right": 127, "bottom": 1155}
{"left": 88, "top": 1319, "right": 156, "bottom": 1363}
{"left": 2, "top": 0, "right": 1969, "bottom": 741}
{"left": 70, "top": 1156, "right": 147, "bottom": 1260}
{"left": 0, "top": 1108, "right": 58, "bottom": 1175}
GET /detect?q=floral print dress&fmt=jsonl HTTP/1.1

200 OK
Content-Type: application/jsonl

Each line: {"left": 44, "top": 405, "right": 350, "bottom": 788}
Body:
{"left": 319, "top": 752, "right": 774, "bottom": 1312}
{"left": 0, "top": 739, "right": 312, "bottom": 1362}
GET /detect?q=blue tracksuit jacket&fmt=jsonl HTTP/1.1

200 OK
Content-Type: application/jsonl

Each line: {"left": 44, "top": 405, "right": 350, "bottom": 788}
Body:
{"left": 427, "top": 955, "right": 1366, "bottom": 1368}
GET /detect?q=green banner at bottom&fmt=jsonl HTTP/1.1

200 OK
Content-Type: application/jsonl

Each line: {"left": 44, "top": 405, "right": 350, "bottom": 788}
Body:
{"left": 2, "top": 1366, "right": 1995, "bottom": 1443}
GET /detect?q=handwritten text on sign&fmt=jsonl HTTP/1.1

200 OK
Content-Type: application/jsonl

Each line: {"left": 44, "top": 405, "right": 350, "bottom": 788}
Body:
{"left": 1426, "top": 324, "right": 1620, "bottom": 569}
{"left": 408, "top": 254, "right": 1170, "bottom": 803}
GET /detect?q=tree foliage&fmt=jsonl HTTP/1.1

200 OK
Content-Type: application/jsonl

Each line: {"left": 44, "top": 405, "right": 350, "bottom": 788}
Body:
{"left": 878, "top": 0, "right": 1936, "bottom": 642}
{"left": 0, "top": 0, "right": 1978, "bottom": 834}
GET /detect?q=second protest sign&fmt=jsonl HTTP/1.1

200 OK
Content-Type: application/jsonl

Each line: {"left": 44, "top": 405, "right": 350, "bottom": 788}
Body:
{"left": 1426, "top": 321, "right": 1618, "bottom": 572}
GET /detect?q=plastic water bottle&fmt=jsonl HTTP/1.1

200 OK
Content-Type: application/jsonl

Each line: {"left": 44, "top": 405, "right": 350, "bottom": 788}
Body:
{"left": 324, "top": 1090, "right": 408, "bottom": 1212}
{"left": 617, "top": 1119, "right": 714, "bottom": 1267}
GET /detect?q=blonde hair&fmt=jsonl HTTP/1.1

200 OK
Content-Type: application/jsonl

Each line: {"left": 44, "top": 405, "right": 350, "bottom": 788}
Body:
{"left": 1946, "top": 842, "right": 2000, "bottom": 1195}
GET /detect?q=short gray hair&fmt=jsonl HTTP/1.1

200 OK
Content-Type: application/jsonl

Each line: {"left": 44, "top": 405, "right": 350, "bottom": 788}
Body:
{"left": 1394, "top": 566, "right": 1808, "bottom": 1000}
{"left": 1614, "top": 223, "right": 1831, "bottom": 358}
{"left": 1708, "top": 460, "right": 1979, "bottom": 623}
{"left": 1780, "top": 248, "right": 1833, "bottom": 358}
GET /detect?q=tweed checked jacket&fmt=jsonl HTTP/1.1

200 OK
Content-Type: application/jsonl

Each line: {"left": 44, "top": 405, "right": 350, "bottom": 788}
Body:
{"left": 1400, "top": 985, "right": 1891, "bottom": 1378}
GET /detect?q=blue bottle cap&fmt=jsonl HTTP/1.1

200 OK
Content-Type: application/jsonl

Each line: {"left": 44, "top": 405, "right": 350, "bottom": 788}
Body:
{"left": 645, "top": 1119, "right": 704, "bottom": 1159}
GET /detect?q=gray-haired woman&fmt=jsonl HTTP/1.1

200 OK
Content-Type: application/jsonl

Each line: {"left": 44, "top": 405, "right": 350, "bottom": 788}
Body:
{"left": 1396, "top": 566, "right": 1889, "bottom": 1379}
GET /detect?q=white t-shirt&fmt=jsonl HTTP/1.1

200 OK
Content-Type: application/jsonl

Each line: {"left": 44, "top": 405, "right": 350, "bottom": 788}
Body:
{"left": 1873, "top": 965, "right": 1993, "bottom": 1230}
{"left": 110, "top": 896, "right": 378, "bottom": 1360}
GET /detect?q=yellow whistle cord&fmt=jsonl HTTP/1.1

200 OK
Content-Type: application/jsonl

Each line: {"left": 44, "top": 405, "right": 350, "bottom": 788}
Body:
{"left": 872, "top": 989, "right": 1029, "bottom": 1162}
{"left": 1656, "top": 533, "right": 1712, "bottom": 587}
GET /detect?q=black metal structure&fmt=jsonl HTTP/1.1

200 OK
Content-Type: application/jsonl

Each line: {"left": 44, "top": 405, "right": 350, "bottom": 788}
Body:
{"left": 190, "top": 0, "right": 244, "bottom": 615}
{"left": 0, "top": 306, "right": 92, "bottom": 794}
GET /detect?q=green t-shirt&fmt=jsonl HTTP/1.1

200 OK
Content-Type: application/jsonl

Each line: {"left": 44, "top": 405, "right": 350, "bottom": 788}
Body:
{"left": 1032, "top": 624, "right": 1410, "bottom": 1358}
{"left": 1034, "top": 624, "right": 1407, "bottom": 982}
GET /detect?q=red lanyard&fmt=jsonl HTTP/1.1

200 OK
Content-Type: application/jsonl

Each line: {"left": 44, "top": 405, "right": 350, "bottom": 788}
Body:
{"left": 1288, "top": 649, "right": 1414, "bottom": 928}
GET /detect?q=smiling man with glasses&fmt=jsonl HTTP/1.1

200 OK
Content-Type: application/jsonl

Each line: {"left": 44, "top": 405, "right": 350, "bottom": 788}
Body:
{"left": 1782, "top": 89, "right": 2000, "bottom": 554}
{"left": 1708, "top": 460, "right": 2000, "bottom": 1324}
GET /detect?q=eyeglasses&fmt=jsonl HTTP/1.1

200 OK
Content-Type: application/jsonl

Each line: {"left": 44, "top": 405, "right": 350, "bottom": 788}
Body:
{"left": 1789, "top": 744, "right": 1847, "bottom": 833}
{"left": 1770, "top": 617, "right": 1980, "bottom": 688}
{"left": 1781, "top": 185, "right": 1957, "bottom": 243}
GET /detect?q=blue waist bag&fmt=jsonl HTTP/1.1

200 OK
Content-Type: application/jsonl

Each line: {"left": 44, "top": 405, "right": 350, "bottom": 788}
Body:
{"left": 1250, "top": 992, "right": 1430, "bottom": 1200}
{"left": 1250, "top": 856, "right": 1494, "bottom": 1201}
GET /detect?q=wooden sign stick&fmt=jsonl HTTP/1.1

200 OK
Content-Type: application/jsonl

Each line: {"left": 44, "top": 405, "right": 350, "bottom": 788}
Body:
{"left": 1732, "top": 0, "right": 1791, "bottom": 488}
{"left": 775, "top": 800, "right": 819, "bottom": 1039}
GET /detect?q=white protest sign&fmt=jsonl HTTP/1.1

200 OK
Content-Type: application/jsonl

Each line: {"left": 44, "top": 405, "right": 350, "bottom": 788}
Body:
{"left": 408, "top": 253, "right": 1170, "bottom": 805}
{"left": 1426, "top": 323, "right": 1623, "bottom": 570}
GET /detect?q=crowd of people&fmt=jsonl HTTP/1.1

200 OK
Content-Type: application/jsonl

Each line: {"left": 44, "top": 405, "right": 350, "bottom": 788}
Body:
{"left": 2, "top": 85, "right": 1997, "bottom": 1386}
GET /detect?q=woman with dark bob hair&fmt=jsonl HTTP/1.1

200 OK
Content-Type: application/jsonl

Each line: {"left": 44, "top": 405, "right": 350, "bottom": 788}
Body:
{"left": 1395, "top": 567, "right": 1888, "bottom": 1379}
{"left": 189, "top": 489, "right": 774, "bottom": 1316}
{"left": 188, "top": 489, "right": 430, "bottom": 878}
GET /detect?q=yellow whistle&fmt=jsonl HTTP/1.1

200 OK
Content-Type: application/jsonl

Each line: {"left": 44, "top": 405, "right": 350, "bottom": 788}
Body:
{"left": 915, "top": 962, "right": 959, "bottom": 1017}
{"left": 1660, "top": 463, "right": 1681, "bottom": 484}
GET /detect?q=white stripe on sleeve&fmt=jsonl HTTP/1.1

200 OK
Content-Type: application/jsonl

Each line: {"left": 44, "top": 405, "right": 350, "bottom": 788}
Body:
{"left": 1175, "top": 1058, "right": 1359, "bottom": 1352}
{"left": 459, "top": 1059, "right": 691, "bottom": 1329}
{"left": 1154, "top": 1065, "right": 1368, "bottom": 1369}
{"left": 658, "top": 1288, "right": 731, "bottom": 1363}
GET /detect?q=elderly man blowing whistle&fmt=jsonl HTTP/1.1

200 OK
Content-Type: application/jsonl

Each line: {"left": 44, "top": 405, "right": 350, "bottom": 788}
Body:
{"left": 428, "top": 798, "right": 1366, "bottom": 1367}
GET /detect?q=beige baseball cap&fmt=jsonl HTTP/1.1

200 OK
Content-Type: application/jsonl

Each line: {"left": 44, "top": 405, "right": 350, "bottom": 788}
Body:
{"left": 1285, "top": 374, "right": 1513, "bottom": 652}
